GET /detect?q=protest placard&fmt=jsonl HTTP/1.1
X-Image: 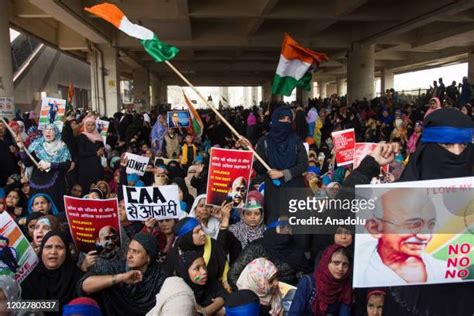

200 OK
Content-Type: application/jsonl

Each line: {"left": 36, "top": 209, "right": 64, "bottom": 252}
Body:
{"left": 97, "top": 119, "right": 110, "bottom": 144}
{"left": 0, "top": 212, "right": 38, "bottom": 283}
{"left": 64, "top": 196, "right": 121, "bottom": 253}
{"left": 206, "top": 148, "right": 254, "bottom": 208}
{"left": 0, "top": 97, "right": 15, "bottom": 119}
{"left": 167, "top": 110, "right": 190, "bottom": 128}
{"left": 123, "top": 185, "right": 182, "bottom": 221}
{"left": 125, "top": 153, "right": 150, "bottom": 176}
{"left": 353, "top": 177, "right": 474, "bottom": 287}
{"left": 38, "top": 97, "right": 66, "bottom": 131}
{"left": 331, "top": 128, "right": 355, "bottom": 166}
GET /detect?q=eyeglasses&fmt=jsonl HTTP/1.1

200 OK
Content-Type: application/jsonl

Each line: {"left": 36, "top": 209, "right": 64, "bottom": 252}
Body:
{"left": 375, "top": 217, "right": 436, "bottom": 234}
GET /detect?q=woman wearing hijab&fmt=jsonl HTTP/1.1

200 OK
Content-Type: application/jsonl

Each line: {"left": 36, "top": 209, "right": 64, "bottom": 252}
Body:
{"left": 246, "top": 111, "right": 258, "bottom": 146}
{"left": 406, "top": 121, "right": 423, "bottom": 154}
{"left": 306, "top": 107, "right": 319, "bottom": 137}
{"left": 344, "top": 108, "right": 474, "bottom": 316}
{"left": 229, "top": 190, "right": 266, "bottom": 249}
{"left": 289, "top": 244, "right": 352, "bottom": 315}
{"left": 27, "top": 193, "right": 59, "bottom": 215}
{"left": 176, "top": 250, "right": 227, "bottom": 315}
{"left": 150, "top": 114, "right": 167, "bottom": 155}
{"left": 424, "top": 97, "right": 442, "bottom": 119}
{"left": 165, "top": 218, "right": 227, "bottom": 288}
{"left": 228, "top": 221, "right": 311, "bottom": 290}
{"left": 17, "top": 123, "right": 71, "bottom": 210}
{"left": 294, "top": 106, "right": 308, "bottom": 141}
{"left": 77, "top": 116, "right": 104, "bottom": 194}
{"left": 250, "top": 106, "right": 308, "bottom": 224}
{"left": 172, "top": 177, "right": 194, "bottom": 213}
{"left": 236, "top": 257, "right": 283, "bottom": 316}
{"left": 189, "top": 194, "right": 222, "bottom": 240}
{"left": 22, "top": 231, "right": 83, "bottom": 314}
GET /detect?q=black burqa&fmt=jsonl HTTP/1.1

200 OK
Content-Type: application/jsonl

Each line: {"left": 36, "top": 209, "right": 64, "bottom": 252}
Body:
{"left": 165, "top": 217, "right": 227, "bottom": 283}
{"left": 375, "top": 109, "right": 474, "bottom": 316}
{"left": 176, "top": 250, "right": 227, "bottom": 307}
{"left": 22, "top": 231, "right": 83, "bottom": 315}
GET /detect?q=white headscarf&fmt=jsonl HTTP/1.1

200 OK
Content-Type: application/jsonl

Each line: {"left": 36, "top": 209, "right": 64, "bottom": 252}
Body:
{"left": 188, "top": 194, "right": 220, "bottom": 240}
{"left": 146, "top": 277, "right": 197, "bottom": 316}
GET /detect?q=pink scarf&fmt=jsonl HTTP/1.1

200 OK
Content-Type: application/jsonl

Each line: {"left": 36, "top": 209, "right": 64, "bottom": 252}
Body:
{"left": 81, "top": 116, "right": 103, "bottom": 143}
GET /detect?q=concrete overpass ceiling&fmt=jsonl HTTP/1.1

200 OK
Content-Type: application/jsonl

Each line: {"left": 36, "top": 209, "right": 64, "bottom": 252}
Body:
{"left": 8, "top": 0, "right": 474, "bottom": 86}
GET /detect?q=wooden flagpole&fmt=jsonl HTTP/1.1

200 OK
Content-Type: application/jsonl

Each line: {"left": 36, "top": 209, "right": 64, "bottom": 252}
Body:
{"left": 0, "top": 117, "right": 41, "bottom": 168}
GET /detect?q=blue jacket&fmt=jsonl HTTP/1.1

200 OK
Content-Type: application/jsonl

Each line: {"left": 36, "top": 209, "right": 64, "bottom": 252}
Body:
{"left": 288, "top": 274, "right": 351, "bottom": 316}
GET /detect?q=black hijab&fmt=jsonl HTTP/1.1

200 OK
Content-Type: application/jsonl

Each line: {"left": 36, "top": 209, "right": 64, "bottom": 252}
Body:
{"left": 260, "top": 228, "right": 311, "bottom": 274}
{"left": 166, "top": 218, "right": 226, "bottom": 283}
{"left": 266, "top": 107, "right": 299, "bottom": 169}
{"left": 22, "top": 230, "right": 82, "bottom": 312}
{"left": 400, "top": 108, "right": 473, "bottom": 181}
{"left": 176, "top": 249, "right": 226, "bottom": 306}
{"left": 172, "top": 177, "right": 194, "bottom": 212}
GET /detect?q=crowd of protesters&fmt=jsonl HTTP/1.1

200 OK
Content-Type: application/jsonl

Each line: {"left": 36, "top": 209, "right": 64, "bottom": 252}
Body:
{"left": 0, "top": 75, "right": 473, "bottom": 316}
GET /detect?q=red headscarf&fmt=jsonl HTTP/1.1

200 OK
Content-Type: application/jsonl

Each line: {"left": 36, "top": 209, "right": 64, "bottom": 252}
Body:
{"left": 313, "top": 244, "right": 352, "bottom": 315}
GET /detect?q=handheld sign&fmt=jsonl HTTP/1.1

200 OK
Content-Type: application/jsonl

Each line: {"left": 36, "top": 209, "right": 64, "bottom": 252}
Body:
{"left": 332, "top": 128, "right": 356, "bottom": 167}
{"left": 125, "top": 153, "right": 150, "bottom": 176}
{"left": 123, "top": 185, "right": 182, "bottom": 221}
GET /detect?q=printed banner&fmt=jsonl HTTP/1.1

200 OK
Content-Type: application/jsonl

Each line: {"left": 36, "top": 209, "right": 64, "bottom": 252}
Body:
{"left": 123, "top": 185, "right": 182, "bottom": 221}
{"left": 332, "top": 128, "right": 355, "bottom": 167}
{"left": 206, "top": 148, "right": 254, "bottom": 208}
{"left": 0, "top": 212, "right": 38, "bottom": 283}
{"left": 39, "top": 97, "right": 66, "bottom": 131}
{"left": 0, "top": 97, "right": 15, "bottom": 119}
{"left": 353, "top": 177, "right": 474, "bottom": 287}
{"left": 97, "top": 119, "right": 110, "bottom": 145}
{"left": 64, "top": 196, "right": 121, "bottom": 254}
{"left": 125, "top": 153, "right": 150, "bottom": 176}
{"left": 167, "top": 110, "right": 190, "bottom": 128}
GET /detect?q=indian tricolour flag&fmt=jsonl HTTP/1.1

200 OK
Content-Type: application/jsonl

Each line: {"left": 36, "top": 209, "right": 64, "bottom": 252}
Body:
{"left": 183, "top": 92, "right": 204, "bottom": 138}
{"left": 85, "top": 3, "right": 179, "bottom": 62}
{"left": 272, "top": 33, "right": 328, "bottom": 96}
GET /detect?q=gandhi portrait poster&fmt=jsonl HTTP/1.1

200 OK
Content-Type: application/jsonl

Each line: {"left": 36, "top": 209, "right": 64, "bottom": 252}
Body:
{"left": 353, "top": 177, "right": 474, "bottom": 287}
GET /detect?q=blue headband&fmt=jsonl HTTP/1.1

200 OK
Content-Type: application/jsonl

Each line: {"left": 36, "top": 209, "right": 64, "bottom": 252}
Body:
{"left": 176, "top": 218, "right": 199, "bottom": 237}
{"left": 421, "top": 126, "right": 473, "bottom": 144}
{"left": 225, "top": 301, "right": 260, "bottom": 316}
{"left": 63, "top": 305, "right": 102, "bottom": 316}
{"left": 267, "top": 220, "right": 289, "bottom": 229}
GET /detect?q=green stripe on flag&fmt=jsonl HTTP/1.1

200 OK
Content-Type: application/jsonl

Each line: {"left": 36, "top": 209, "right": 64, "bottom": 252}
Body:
{"left": 272, "top": 72, "right": 312, "bottom": 96}
{"left": 141, "top": 35, "right": 179, "bottom": 62}
{"left": 192, "top": 118, "right": 202, "bottom": 137}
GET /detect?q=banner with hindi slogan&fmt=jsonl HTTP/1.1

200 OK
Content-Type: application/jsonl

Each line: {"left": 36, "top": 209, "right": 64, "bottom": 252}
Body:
{"left": 125, "top": 153, "right": 150, "bottom": 176}
{"left": 38, "top": 97, "right": 66, "bottom": 131}
{"left": 123, "top": 185, "right": 182, "bottom": 221}
{"left": 331, "top": 128, "right": 355, "bottom": 167}
{"left": 97, "top": 119, "right": 110, "bottom": 145}
{"left": 0, "top": 212, "right": 38, "bottom": 283}
{"left": 64, "top": 196, "right": 121, "bottom": 253}
{"left": 353, "top": 177, "right": 474, "bottom": 288}
{"left": 0, "top": 97, "right": 15, "bottom": 119}
{"left": 206, "top": 148, "right": 254, "bottom": 208}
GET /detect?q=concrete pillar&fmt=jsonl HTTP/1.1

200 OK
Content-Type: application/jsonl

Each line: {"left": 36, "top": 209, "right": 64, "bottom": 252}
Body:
{"left": 159, "top": 83, "right": 168, "bottom": 104}
{"left": 88, "top": 49, "right": 105, "bottom": 114}
{"left": 262, "top": 82, "right": 272, "bottom": 103}
{"left": 219, "top": 86, "right": 229, "bottom": 104}
{"left": 381, "top": 68, "right": 394, "bottom": 93}
{"left": 0, "top": 1, "right": 13, "bottom": 98}
{"left": 301, "top": 78, "right": 314, "bottom": 108}
{"left": 347, "top": 42, "right": 375, "bottom": 106}
{"left": 317, "top": 81, "right": 327, "bottom": 98}
{"left": 251, "top": 86, "right": 258, "bottom": 106}
{"left": 468, "top": 51, "right": 474, "bottom": 88}
{"left": 100, "top": 45, "right": 121, "bottom": 116}
{"left": 150, "top": 78, "right": 158, "bottom": 107}
{"left": 336, "top": 78, "right": 346, "bottom": 96}
{"left": 133, "top": 67, "right": 150, "bottom": 111}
